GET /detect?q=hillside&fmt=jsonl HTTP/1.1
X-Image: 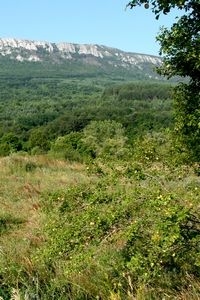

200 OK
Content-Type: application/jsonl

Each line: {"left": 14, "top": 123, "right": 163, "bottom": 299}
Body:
{"left": 0, "top": 80, "right": 173, "bottom": 156}
{"left": 0, "top": 37, "right": 163, "bottom": 80}
{"left": 0, "top": 142, "right": 200, "bottom": 299}
{"left": 0, "top": 37, "right": 199, "bottom": 300}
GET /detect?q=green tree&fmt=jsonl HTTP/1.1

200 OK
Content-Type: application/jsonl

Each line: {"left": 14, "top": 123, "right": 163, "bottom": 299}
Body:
{"left": 82, "top": 120, "right": 128, "bottom": 159}
{"left": 0, "top": 133, "right": 22, "bottom": 156}
{"left": 127, "top": 0, "right": 200, "bottom": 161}
{"left": 28, "top": 127, "right": 50, "bottom": 154}
{"left": 49, "top": 132, "right": 92, "bottom": 162}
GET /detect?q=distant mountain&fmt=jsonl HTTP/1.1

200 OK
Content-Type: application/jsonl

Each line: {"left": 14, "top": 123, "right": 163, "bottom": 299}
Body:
{"left": 0, "top": 38, "right": 163, "bottom": 80}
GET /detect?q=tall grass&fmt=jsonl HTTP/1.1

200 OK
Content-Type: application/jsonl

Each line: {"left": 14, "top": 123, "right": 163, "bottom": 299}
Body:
{"left": 0, "top": 138, "right": 199, "bottom": 299}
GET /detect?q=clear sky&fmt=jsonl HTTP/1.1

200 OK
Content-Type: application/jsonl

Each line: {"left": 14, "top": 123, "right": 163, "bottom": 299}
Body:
{"left": 0, "top": 0, "right": 180, "bottom": 56}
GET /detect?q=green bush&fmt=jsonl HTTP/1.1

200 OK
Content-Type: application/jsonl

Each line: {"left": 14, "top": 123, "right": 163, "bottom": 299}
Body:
{"left": 174, "top": 83, "right": 200, "bottom": 163}
{"left": 0, "top": 133, "right": 22, "bottom": 156}
{"left": 124, "top": 194, "right": 200, "bottom": 288}
{"left": 82, "top": 120, "right": 129, "bottom": 159}
{"left": 49, "top": 131, "right": 93, "bottom": 162}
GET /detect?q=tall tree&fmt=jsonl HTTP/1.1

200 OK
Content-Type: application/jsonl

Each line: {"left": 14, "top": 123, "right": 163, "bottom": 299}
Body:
{"left": 127, "top": 0, "right": 200, "bottom": 161}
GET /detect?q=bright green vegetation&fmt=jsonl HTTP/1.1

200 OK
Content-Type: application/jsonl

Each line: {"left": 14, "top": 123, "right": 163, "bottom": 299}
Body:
{"left": 0, "top": 75, "right": 199, "bottom": 299}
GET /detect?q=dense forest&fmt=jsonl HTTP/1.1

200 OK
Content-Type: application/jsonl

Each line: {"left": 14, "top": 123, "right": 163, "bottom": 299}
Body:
{"left": 0, "top": 77, "right": 173, "bottom": 158}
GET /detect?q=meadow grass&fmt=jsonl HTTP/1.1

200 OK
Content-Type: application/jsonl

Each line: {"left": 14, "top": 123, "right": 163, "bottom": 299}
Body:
{"left": 0, "top": 150, "right": 199, "bottom": 299}
{"left": 0, "top": 154, "right": 95, "bottom": 299}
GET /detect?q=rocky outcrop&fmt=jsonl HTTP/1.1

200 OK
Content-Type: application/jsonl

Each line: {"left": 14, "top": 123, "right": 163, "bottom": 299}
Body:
{"left": 0, "top": 37, "right": 162, "bottom": 68}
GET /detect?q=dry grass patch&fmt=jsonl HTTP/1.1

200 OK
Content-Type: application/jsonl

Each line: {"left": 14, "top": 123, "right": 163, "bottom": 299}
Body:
{"left": 0, "top": 153, "right": 95, "bottom": 280}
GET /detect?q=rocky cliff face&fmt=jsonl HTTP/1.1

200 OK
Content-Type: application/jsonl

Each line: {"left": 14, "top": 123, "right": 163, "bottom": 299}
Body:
{"left": 0, "top": 38, "right": 165, "bottom": 80}
{"left": 0, "top": 38, "right": 161, "bottom": 66}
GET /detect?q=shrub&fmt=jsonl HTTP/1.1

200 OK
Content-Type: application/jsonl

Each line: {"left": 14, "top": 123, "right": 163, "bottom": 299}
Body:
{"left": 82, "top": 120, "right": 129, "bottom": 160}
{"left": 123, "top": 194, "right": 200, "bottom": 288}
{"left": 49, "top": 131, "right": 93, "bottom": 162}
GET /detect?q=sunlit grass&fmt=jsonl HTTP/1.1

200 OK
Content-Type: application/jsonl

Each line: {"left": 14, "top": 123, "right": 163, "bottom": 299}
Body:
{"left": 0, "top": 151, "right": 199, "bottom": 299}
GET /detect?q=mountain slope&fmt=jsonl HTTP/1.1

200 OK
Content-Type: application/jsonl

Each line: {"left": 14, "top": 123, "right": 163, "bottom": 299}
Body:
{"left": 0, "top": 38, "right": 162, "bottom": 80}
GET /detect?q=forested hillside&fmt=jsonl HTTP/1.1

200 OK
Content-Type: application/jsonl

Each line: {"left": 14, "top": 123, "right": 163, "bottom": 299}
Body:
{"left": 0, "top": 72, "right": 199, "bottom": 299}
{"left": 0, "top": 77, "right": 173, "bottom": 157}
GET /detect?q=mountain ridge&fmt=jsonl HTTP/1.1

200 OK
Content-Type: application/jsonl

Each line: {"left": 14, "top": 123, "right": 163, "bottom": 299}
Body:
{"left": 0, "top": 37, "right": 163, "bottom": 80}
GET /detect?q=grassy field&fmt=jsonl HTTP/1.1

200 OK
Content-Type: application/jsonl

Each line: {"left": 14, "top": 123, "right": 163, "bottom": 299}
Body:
{"left": 0, "top": 154, "right": 95, "bottom": 299}
{"left": 0, "top": 134, "right": 200, "bottom": 299}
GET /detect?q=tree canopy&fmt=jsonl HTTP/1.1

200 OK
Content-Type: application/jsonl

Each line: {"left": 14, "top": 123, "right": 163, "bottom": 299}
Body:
{"left": 127, "top": 0, "right": 200, "bottom": 161}
{"left": 127, "top": 0, "right": 200, "bottom": 82}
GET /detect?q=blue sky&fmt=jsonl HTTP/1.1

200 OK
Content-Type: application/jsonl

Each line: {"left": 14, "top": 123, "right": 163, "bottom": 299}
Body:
{"left": 0, "top": 0, "right": 180, "bottom": 56}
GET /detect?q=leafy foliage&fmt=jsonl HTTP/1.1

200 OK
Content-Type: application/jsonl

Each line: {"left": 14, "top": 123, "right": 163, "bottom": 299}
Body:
{"left": 82, "top": 120, "right": 129, "bottom": 159}
{"left": 0, "top": 79, "right": 173, "bottom": 156}
{"left": 127, "top": 0, "right": 200, "bottom": 161}
{"left": 49, "top": 131, "right": 92, "bottom": 162}
{"left": 124, "top": 195, "right": 200, "bottom": 286}
{"left": 174, "top": 83, "right": 200, "bottom": 161}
